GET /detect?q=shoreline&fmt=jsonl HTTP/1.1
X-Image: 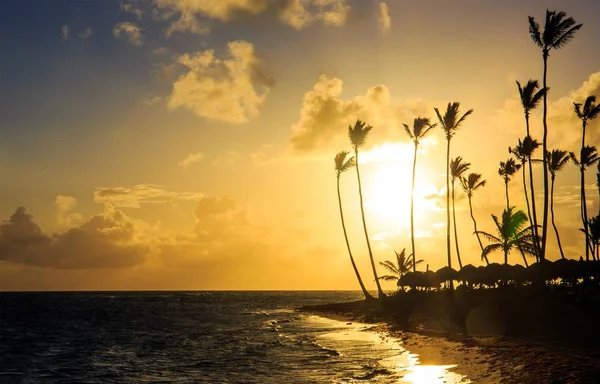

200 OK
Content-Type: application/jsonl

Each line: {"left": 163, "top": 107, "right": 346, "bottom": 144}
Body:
{"left": 300, "top": 296, "right": 600, "bottom": 384}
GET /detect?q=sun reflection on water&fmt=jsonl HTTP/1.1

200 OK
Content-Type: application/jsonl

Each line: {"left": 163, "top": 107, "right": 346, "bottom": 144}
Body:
{"left": 403, "top": 364, "right": 460, "bottom": 384}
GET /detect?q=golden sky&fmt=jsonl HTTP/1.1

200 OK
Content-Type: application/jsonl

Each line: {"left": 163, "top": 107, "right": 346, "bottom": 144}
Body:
{"left": 1, "top": 0, "right": 600, "bottom": 291}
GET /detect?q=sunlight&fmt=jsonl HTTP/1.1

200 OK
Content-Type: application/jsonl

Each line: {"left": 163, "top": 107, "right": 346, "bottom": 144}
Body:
{"left": 361, "top": 142, "right": 441, "bottom": 234}
{"left": 403, "top": 365, "right": 461, "bottom": 384}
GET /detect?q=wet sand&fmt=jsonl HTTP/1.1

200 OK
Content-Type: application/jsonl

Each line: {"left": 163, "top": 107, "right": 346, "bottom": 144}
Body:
{"left": 302, "top": 299, "right": 600, "bottom": 384}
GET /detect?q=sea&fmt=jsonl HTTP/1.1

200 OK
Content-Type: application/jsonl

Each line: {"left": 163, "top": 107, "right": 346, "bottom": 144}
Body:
{"left": 0, "top": 291, "right": 471, "bottom": 383}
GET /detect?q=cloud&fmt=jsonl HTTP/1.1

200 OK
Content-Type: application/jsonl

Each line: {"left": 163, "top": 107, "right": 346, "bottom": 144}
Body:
{"left": 0, "top": 206, "right": 148, "bottom": 269}
{"left": 113, "top": 22, "right": 143, "bottom": 46}
{"left": 378, "top": 1, "right": 391, "bottom": 35}
{"left": 121, "top": 1, "right": 144, "bottom": 19}
{"left": 94, "top": 184, "right": 205, "bottom": 208}
{"left": 290, "top": 75, "right": 435, "bottom": 151}
{"left": 152, "top": 0, "right": 349, "bottom": 35}
{"left": 152, "top": 47, "right": 169, "bottom": 55}
{"left": 178, "top": 152, "right": 204, "bottom": 168}
{"left": 167, "top": 40, "right": 273, "bottom": 123}
{"left": 78, "top": 28, "right": 92, "bottom": 40}
{"left": 279, "top": 0, "right": 349, "bottom": 30}
{"left": 55, "top": 195, "right": 83, "bottom": 227}
{"left": 61, "top": 25, "right": 70, "bottom": 40}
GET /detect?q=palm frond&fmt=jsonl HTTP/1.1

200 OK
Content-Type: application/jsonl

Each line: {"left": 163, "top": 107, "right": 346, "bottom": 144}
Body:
{"left": 528, "top": 16, "right": 543, "bottom": 48}
{"left": 334, "top": 151, "right": 355, "bottom": 174}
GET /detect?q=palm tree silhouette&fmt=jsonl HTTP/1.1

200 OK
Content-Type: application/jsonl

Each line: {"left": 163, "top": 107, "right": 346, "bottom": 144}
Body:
{"left": 570, "top": 146, "right": 600, "bottom": 261}
{"left": 477, "top": 207, "right": 537, "bottom": 265}
{"left": 403, "top": 117, "right": 436, "bottom": 272}
{"left": 498, "top": 158, "right": 522, "bottom": 210}
{"left": 529, "top": 9, "right": 582, "bottom": 261}
{"left": 460, "top": 173, "right": 488, "bottom": 265}
{"left": 449, "top": 156, "right": 471, "bottom": 269}
{"left": 509, "top": 136, "right": 541, "bottom": 257}
{"left": 334, "top": 151, "right": 374, "bottom": 300}
{"left": 574, "top": 96, "right": 600, "bottom": 259}
{"left": 434, "top": 103, "right": 474, "bottom": 271}
{"left": 597, "top": 162, "right": 600, "bottom": 216}
{"left": 378, "top": 249, "right": 423, "bottom": 291}
{"left": 348, "top": 120, "right": 385, "bottom": 298}
{"left": 588, "top": 216, "right": 600, "bottom": 260}
{"left": 546, "top": 149, "right": 570, "bottom": 259}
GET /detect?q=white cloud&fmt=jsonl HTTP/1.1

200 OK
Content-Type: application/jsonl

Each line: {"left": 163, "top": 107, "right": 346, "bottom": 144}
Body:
{"left": 378, "top": 1, "right": 391, "bottom": 35}
{"left": 279, "top": 0, "right": 349, "bottom": 29}
{"left": 178, "top": 152, "right": 204, "bottom": 168}
{"left": 55, "top": 195, "right": 83, "bottom": 227}
{"left": 167, "top": 40, "right": 273, "bottom": 123}
{"left": 113, "top": 22, "right": 143, "bottom": 46}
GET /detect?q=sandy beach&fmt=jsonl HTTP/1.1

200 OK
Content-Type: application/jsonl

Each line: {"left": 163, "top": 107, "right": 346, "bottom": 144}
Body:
{"left": 302, "top": 299, "right": 600, "bottom": 384}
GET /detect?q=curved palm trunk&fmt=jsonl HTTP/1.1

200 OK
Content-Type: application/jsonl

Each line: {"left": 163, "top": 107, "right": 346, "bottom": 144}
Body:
{"left": 445, "top": 140, "right": 452, "bottom": 270}
{"left": 468, "top": 195, "right": 489, "bottom": 265}
{"left": 521, "top": 164, "right": 538, "bottom": 263}
{"left": 354, "top": 149, "right": 385, "bottom": 298}
{"left": 525, "top": 115, "right": 541, "bottom": 259}
{"left": 337, "top": 176, "right": 373, "bottom": 300}
{"left": 550, "top": 175, "right": 566, "bottom": 259}
{"left": 410, "top": 143, "right": 418, "bottom": 272}
{"left": 540, "top": 51, "right": 549, "bottom": 262}
{"left": 451, "top": 180, "right": 463, "bottom": 269}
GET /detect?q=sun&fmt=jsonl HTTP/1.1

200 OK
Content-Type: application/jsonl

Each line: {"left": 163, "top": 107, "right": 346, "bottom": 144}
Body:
{"left": 361, "top": 142, "right": 440, "bottom": 237}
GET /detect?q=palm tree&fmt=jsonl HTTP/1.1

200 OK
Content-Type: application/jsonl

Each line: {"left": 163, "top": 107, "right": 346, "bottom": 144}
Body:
{"left": 597, "top": 162, "right": 600, "bottom": 216}
{"left": 348, "top": 120, "right": 385, "bottom": 298}
{"left": 570, "top": 146, "right": 600, "bottom": 261}
{"left": 588, "top": 215, "right": 600, "bottom": 260}
{"left": 546, "top": 149, "right": 570, "bottom": 259}
{"left": 529, "top": 9, "right": 582, "bottom": 261}
{"left": 509, "top": 136, "right": 542, "bottom": 257}
{"left": 575, "top": 96, "right": 600, "bottom": 258}
{"left": 449, "top": 156, "right": 471, "bottom": 269}
{"left": 378, "top": 249, "right": 423, "bottom": 291}
{"left": 403, "top": 117, "right": 436, "bottom": 272}
{"left": 434, "top": 102, "right": 474, "bottom": 270}
{"left": 334, "top": 151, "right": 373, "bottom": 300}
{"left": 477, "top": 207, "right": 537, "bottom": 265}
{"left": 460, "top": 173, "right": 488, "bottom": 265}
{"left": 498, "top": 158, "right": 522, "bottom": 210}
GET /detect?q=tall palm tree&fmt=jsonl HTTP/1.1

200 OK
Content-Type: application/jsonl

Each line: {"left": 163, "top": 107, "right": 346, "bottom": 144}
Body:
{"left": 334, "top": 151, "right": 373, "bottom": 300}
{"left": 460, "top": 173, "right": 488, "bottom": 265}
{"left": 449, "top": 156, "right": 471, "bottom": 269}
{"left": 509, "top": 136, "right": 542, "bottom": 256}
{"left": 378, "top": 249, "right": 423, "bottom": 291}
{"left": 546, "top": 149, "right": 570, "bottom": 259}
{"left": 529, "top": 9, "right": 582, "bottom": 261}
{"left": 570, "top": 146, "right": 600, "bottom": 261}
{"left": 516, "top": 81, "right": 546, "bottom": 263}
{"left": 575, "top": 95, "right": 600, "bottom": 257}
{"left": 403, "top": 117, "right": 436, "bottom": 272}
{"left": 477, "top": 207, "right": 537, "bottom": 265}
{"left": 348, "top": 120, "right": 385, "bottom": 298}
{"left": 498, "top": 158, "right": 522, "bottom": 210}
{"left": 434, "top": 103, "right": 474, "bottom": 270}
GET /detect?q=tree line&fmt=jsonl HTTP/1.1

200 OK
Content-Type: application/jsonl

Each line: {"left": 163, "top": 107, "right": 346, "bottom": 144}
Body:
{"left": 333, "top": 9, "right": 600, "bottom": 300}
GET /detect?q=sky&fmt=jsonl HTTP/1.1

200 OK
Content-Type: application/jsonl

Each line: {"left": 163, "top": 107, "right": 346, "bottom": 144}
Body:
{"left": 1, "top": 0, "right": 600, "bottom": 291}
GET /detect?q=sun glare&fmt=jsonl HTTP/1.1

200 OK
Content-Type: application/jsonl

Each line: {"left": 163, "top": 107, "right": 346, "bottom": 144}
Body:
{"left": 361, "top": 142, "right": 440, "bottom": 236}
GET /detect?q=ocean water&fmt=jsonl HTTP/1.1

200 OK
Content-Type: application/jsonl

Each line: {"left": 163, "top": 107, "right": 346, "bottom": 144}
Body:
{"left": 0, "top": 291, "right": 471, "bottom": 383}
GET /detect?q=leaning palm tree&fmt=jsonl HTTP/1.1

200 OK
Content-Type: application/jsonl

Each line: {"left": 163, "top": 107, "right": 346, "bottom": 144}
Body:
{"left": 378, "top": 249, "right": 423, "bottom": 291}
{"left": 460, "top": 173, "right": 489, "bottom": 265}
{"left": 334, "top": 151, "right": 373, "bottom": 300}
{"left": 434, "top": 103, "right": 474, "bottom": 270}
{"left": 477, "top": 207, "right": 537, "bottom": 265}
{"left": 570, "top": 146, "right": 600, "bottom": 261}
{"left": 529, "top": 9, "right": 582, "bottom": 261}
{"left": 546, "top": 149, "right": 570, "bottom": 259}
{"left": 498, "top": 158, "right": 522, "bottom": 210}
{"left": 348, "top": 120, "right": 385, "bottom": 298}
{"left": 449, "top": 156, "right": 471, "bottom": 269}
{"left": 509, "top": 136, "right": 542, "bottom": 256}
{"left": 403, "top": 117, "right": 436, "bottom": 272}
